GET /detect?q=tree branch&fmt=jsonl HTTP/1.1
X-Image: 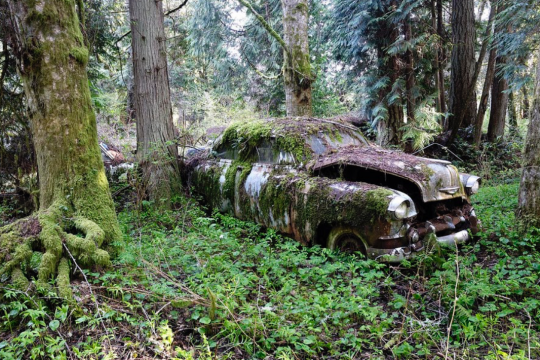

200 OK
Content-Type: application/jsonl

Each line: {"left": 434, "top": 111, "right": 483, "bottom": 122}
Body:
{"left": 241, "top": 50, "right": 281, "bottom": 80}
{"left": 236, "top": 0, "right": 289, "bottom": 55}
{"left": 165, "top": 0, "right": 189, "bottom": 16}
{"left": 116, "top": 0, "right": 189, "bottom": 44}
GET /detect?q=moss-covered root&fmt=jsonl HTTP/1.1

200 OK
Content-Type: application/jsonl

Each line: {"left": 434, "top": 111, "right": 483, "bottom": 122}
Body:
{"left": 0, "top": 206, "right": 112, "bottom": 300}
{"left": 56, "top": 258, "right": 72, "bottom": 299}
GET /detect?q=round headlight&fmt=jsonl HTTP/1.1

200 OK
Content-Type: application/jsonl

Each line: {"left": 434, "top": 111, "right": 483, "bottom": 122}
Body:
{"left": 469, "top": 180, "right": 480, "bottom": 194}
{"left": 460, "top": 174, "right": 481, "bottom": 196}
{"left": 388, "top": 197, "right": 410, "bottom": 220}
{"left": 394, "top": 201, "right": 408, "bottom": 219}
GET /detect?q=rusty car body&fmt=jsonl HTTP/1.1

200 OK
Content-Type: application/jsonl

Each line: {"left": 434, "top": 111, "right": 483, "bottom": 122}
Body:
{"left": 186, "top": 117, "right": 480, "bottom": 262}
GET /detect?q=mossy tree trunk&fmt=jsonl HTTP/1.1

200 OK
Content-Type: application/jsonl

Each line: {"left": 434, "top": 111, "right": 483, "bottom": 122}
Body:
{"left": 377, "top": 100, "right": 404, "bottom": 147}
{"left": 375, "top": 5, "right": 404, "bottom": 147}
{"left": 516, "top": 50, "right": 540, "bottom": 229}
{"left": 129, "top": 0, "right": 180, "bottom": 208}
{"left": 282, "top": 0, "right": 312, "bottom": 117}
{"left": 2, "top": 0, "right": 121, "bottom": 297}
{"left": 236, "top": 0, "right": 312, "bottom": 117}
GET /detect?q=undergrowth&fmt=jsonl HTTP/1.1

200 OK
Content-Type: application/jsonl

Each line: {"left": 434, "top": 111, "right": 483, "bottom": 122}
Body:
{"left": 0, "top": 182, "right": 539, "bottom": 359}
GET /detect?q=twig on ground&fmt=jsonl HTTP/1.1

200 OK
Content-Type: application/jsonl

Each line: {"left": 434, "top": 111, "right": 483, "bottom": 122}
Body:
{"left": 525, "top": 308, "right": 532, "bottom": 360}
{"left": 0, "top": 286, "right": 74, "bottom": 358}
{"left": 63, "top": 243, "right": 112, "bottom": 351}
{"left": 444, "top": 244, "right": 460, "bottom": 360}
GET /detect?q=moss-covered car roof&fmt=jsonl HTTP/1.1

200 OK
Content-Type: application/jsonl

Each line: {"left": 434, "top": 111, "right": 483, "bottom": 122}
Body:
{"left": 214, "top": 117, "right": 368, "bottom": 162}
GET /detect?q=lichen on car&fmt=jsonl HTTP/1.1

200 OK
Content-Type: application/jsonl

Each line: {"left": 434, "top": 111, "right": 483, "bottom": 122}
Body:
{"left": 187, "top": 117, "right": 481, "bottom": 262}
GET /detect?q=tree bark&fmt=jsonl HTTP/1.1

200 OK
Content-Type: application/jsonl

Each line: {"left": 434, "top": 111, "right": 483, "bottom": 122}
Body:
{"left": 487, "top": 54, "right": 508, "bottom": 141}
{"left": 281, "top": 0, "right": 312, "bottom": 117}
{"left": 508, "top": 91, "right": 518, "bottom": 133}
{"left": 516, "top": 49, "right": 540, "bottom": 228}
{"left": 3, "top": 0, "right": 120, "bottom": 296}
{"left": 374, "top": 1, "right": 404, "bottom": 147}
{"left": 448, "top": 0, "right": 477, "bottom": 130}
{"left": 474, "top": 47, "right": 496, "bottom": 146}
{"left": 377, "top": 53, "right": 404, "bottom": 146}
{"left": 431, "top": 0, "right": 441, "bottom": 113}
{"left": 487, "top": 1, "right": 509, "bottom": 142}
{"left": 437, "top": 0, "right": 446, "bottom": 115}
{"left": 129, "top": 0, "right": 180, "bottom": 208}
{"left": 522, "top": 86, "right": 530, "bottom": 119}
{"left": 403, "top": 14, "right": 415, "bottom": 123}
{"left": 377, "top": 102, "right": 404, "bottom": 147}
{"left": 473, "top": 3, "right": 497, "bottom": 146}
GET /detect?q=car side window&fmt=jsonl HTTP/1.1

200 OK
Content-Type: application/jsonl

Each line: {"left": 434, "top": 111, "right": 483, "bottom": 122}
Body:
{"left": 214, "top": 143, "right": 239, "bottom": 160}
{"left": 256, "top": 139, "right": 295, "bottom": 165}
{"left": 213, "top": 138, "right": 295, "bottom": 164}
{"left": 256, "top": 140, "right": 274, "bottom": 163}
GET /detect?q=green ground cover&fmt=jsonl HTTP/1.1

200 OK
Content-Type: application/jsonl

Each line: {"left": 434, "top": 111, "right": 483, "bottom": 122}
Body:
{"left": 0, "top": 180, "right": 539, "bottom": 359}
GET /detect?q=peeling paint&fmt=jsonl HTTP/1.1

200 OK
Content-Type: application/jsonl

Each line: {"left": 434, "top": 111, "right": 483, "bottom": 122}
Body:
{"left": 186, "top": 117, "right": 481, "bottom": 262}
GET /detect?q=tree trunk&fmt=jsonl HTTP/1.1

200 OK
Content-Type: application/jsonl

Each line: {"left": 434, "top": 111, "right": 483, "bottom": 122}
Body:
{"left": 447, "top": 1, "right": 494, "bottom": 146}
{"left": 508, "top": 91, "right": 518, "bottom": 133}
{"left": 377, "top": 102, "right": 404, "bottom": 146}
{"left": 126, "top": 59, "right": 136, "bottom": 124}
{"left": 375, "top": 2, "right": 404, "bottom": 147}
{"left": 487, "top": 1, "right": 510, "bottom": 142}
{"left": 474, "top": 47, "right": 496, "bottom": 146}
{"left": 522, "top": 86, "right": 530, "bottom": 119}
{"left": 281, "top": 0, "right": 312, "bottom": 117}
{"left": 487, "top": 55, "right": 508, "bottom": 141}
{"left": 476, "top": 0, "right": 487, "bottom": 23}
{"left": 437, "top": 0, "right": 446, "bottom": 116}
{"left": 129, "top": 0, "right": 180, "bottom": 208}
{"left": 403, "top": 14, "right": 415, "bottom": 123}
{"left": 473, "top": 2, "right": 498, "bottom": 147}
{"left": 377, "top": 54, "right": 404, "bottom": 146}
{"left": 2, "top": 0, "right": 120, "bottom": 296}
{"left": 516, "top": 49, "right": 540, "bottom": 228}
{"left": 448, "top": 0, "right": 477, "bottom": 130}
{"left": 431, "top": 0, "right": 441, "bottom": 113}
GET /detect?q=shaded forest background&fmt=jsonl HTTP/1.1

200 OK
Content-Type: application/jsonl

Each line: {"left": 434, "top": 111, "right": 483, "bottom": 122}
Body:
{"left": 3, "top": 0, "right": 539, "bottom": 191}
{"left": 2, "top": 0, "right": 540, "bottom": 359}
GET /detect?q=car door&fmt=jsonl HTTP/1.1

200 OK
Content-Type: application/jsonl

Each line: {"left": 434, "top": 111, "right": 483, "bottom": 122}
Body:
{"left": 240, "top": 139, "right": 297, "bottom": 234}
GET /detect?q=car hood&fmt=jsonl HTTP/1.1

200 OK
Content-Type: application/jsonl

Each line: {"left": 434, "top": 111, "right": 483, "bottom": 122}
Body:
{"left": 310, "top": 145, "right": 467, "bottom": 203}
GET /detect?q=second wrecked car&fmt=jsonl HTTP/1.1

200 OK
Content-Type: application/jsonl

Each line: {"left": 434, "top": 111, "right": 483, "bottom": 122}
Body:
{"left": 186, "top": 118, "right": 480, "bottom": 262}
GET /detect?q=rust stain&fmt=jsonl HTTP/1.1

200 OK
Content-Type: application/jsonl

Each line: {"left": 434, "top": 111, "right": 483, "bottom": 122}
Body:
{"left": 186, "top": 117, "right": 481, "bottom": 262}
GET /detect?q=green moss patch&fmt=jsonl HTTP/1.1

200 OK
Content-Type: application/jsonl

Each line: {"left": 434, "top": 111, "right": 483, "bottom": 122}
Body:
{"left": 294, "top": 178, "right": 393, "bottom": 242}
{"left": 218, "top": 118, "right": 364, "bottom": 164}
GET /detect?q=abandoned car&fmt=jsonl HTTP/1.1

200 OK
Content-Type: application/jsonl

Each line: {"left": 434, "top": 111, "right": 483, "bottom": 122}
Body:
{"left": 186, "top": 118, "right": 480, "bottom": 262}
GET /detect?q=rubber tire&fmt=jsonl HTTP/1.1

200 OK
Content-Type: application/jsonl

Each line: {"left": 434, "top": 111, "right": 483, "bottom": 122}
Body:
{"left": 326, "top": 226, "right": 367, "bottom": 256}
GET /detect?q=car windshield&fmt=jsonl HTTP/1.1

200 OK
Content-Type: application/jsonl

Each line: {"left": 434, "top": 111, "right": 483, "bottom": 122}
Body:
{"left": 307, "top": 129, "right": 368, "bottom": 156}
{"left": 213, "top": 120, "right": 369, "bottom": 162}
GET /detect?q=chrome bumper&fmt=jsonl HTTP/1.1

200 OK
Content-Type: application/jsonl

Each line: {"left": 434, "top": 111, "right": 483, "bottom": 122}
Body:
{"left": 370, "top": 229, "right": 471, "bottom": 263}
{"left": 436, "top": 229, "right": 470, "bottom": 246}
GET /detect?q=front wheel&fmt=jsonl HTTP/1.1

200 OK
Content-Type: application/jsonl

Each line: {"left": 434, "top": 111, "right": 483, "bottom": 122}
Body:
{"left": 326, "top": 226, "right": 367, "bottom": 256}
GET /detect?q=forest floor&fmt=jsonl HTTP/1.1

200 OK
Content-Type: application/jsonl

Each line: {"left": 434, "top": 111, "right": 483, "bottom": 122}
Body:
{"left": 1, "top": 173, "right": 539, "bottom": 359}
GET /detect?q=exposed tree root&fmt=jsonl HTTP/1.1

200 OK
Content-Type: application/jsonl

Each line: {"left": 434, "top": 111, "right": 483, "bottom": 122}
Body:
{"left": 0, "top": 203, "right": 112, "bottom": 299}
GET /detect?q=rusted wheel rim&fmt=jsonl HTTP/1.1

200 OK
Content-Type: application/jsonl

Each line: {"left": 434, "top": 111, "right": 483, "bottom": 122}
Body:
{"left": 335, "top": 234, "right": 366, "bottom": 254}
